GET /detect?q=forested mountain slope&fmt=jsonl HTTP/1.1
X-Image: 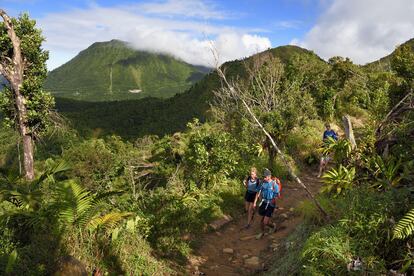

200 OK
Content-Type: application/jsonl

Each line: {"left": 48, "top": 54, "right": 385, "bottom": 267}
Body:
{"left": 57, "top": 44, "right": 323, "bottom": 139}
{"left": 45, "top": 40, "right": 209, "bottom": 101}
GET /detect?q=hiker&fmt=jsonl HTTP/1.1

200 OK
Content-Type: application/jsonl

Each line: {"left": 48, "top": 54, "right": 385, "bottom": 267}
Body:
{"left": 243, "top": 167, "right": 261, "bottom": 229}
{"left": 318, "top": 123, "right": 338, "bottom": 177}
{"left": 253, "top": 168, "right": 279, "bottom": 239}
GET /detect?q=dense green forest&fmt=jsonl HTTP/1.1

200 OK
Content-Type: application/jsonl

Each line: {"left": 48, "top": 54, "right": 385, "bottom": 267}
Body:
{"left": 1, "top": 13, "right": 414, "bottom": 275}
{"left": 45, "top": 39, "right": 209, "bottom": 102}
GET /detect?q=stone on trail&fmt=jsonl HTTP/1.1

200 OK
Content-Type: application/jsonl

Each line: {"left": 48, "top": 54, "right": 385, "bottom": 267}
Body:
{"left": 270, "top": 243, "right": 279, "bottom": 249}
{"left": 209, "top": 214, "right": 233, "bottom": 231}
{"left": 289, "top": 207, "right": 295, "bottom": 212}
{"left": 239, "top": 234, "right": 256, "bottom": 241}
{"left": 223, "top": 248, "right": 234, "bottom": 254}
{"left": 281, "top": 213, "right": 289, "bottom": 219}
{"left": 244, "top": 256, "right": 260, "bottom": 268}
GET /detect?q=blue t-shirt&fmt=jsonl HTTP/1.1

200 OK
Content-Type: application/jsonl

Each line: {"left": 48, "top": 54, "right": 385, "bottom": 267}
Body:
{"left": 246, "top": 176, "right": 260, "bottom": 193}
{"left": 260, "top": 180, "right": 279, "bottom": 207}
{"left": 323, "top": 130, "right": 338, "bottom": 142}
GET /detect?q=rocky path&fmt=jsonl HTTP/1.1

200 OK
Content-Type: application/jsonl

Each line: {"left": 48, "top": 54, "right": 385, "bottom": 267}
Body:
{"left": 186, "top": 171, "right": 322, "bottom": 275}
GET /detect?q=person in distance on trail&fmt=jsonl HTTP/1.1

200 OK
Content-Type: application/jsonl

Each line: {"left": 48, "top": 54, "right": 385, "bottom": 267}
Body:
{"left": 317, "top": 123, "right": 338, "bottom": 177}
{"left": 253, "top": 168, "right": 279, "bottom": 239}
{"left": 243, "top": 167, "right": 261, "bottom": 229}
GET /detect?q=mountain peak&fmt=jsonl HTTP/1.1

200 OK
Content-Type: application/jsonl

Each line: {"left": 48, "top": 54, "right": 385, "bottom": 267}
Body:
{"left": 44, "top": 40, "right": 207, "bottom": 101}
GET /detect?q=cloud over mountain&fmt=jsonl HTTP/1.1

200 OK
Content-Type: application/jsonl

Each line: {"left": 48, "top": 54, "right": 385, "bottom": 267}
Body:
{"left": 293, "top": 0, "right": 414, "bottom": 64}
{"left": 38, "top": 0, "right": 271, "bottom": 69}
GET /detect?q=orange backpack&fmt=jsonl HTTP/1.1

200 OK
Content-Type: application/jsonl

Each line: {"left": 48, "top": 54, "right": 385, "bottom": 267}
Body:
{"left": 272, "top": 177, "right": 282, "bottom": 199}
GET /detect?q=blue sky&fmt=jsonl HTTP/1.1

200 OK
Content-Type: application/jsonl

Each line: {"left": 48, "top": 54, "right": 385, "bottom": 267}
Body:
{"left": 3, "top": 0, "right": 414, "bottom": 69}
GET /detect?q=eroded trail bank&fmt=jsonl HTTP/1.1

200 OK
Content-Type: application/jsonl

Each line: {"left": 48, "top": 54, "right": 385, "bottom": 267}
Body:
{"left": 186, "top": 172, "right": 322, "bottom": 275}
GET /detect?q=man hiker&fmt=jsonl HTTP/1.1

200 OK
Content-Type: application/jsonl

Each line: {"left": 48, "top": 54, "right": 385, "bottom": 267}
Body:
{"left": 253, "top": 168, "right": 279, "bottom": 239}
{"left": 243, "top": 167, "right": 261, "bottom": 229}
{"left": 318, "top": 123, "right": 338, "bottom": 177}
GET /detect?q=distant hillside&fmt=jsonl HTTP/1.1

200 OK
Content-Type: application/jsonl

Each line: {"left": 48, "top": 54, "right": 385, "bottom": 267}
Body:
{"left": 57, "top": 45, "right": 324, "bottom": 139}
{"left": 45, "top": 40, "right": 210, "bottom": 101}
{"left": 365, "top": 38, "right": 414, "bottom": 71}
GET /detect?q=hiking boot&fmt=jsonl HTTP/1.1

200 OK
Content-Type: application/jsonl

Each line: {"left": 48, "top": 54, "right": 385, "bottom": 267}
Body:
{"left": 241, "top": 224, "right": 250, "bottom": 231}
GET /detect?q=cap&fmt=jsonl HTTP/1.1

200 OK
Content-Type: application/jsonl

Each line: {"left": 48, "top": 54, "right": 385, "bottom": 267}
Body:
{"left": 263, "top": 168, "right": 271, "bottom": 177}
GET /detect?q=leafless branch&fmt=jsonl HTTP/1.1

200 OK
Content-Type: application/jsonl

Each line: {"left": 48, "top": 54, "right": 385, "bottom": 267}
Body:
{"left": 210, "top": 46, "right": 329, "bottom": 219}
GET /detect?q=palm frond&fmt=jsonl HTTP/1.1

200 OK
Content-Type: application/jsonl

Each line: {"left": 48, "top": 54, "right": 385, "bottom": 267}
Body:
{"left": 393, "top": 208, "right": 414, "bottom": 239}
{"left": 33, "top": 160, "right": 71, "bottom": 188}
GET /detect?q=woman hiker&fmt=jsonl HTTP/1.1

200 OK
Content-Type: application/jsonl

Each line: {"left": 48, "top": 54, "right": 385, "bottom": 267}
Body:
{"left": 243, "top": 167, "right": 261, "bottom": 229}
{"left": 318, "top": 123, "right": 338, "bottom": 177}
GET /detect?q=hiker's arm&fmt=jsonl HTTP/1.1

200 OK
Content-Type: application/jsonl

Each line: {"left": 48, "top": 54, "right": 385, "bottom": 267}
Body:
{"left": 253, "top": 190, "right": 261, "bottom": 208}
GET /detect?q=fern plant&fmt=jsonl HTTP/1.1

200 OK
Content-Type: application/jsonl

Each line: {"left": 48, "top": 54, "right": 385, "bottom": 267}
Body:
{"left": 55, "top": 180, "right": 132, "bottom": 233}
{"left": 321, "top": 165, "right": 356, "bottom": 196}
{"left": 393, "top": 208, "right": 414, "bottom": 239}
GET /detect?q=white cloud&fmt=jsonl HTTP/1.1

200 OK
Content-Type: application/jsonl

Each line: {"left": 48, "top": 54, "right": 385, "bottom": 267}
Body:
{"left": 296, "top": 0, "right": 414, "bottom": 64}
{"left": 37, "top": 1, "right": 271, "bottom": 70}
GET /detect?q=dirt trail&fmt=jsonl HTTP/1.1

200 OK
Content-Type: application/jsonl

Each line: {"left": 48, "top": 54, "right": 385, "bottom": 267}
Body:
{"left": 186, "top": 171, "right": 322, "bottom": 275}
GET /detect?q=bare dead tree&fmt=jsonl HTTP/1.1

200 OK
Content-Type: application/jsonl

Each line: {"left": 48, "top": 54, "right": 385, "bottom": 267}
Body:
{"left": 342, "top": 115, "right": 357, "bottom": 149}
{"left": 375, "top": 90, "right": 414, "bottom": 137}
{"left": 213, "top": 54, "right": 307, "bottom": 168}
{"left": 212, "top": 53, "right": 329, "bottom": 218}
{"left": 375, "top": 90, "right": 414, "bottom": 155}
{"left": 0, "top": 10, "right": 34, "bottom": 180}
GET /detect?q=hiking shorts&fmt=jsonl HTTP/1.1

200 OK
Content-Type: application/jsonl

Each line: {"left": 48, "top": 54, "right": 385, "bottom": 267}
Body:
{"left": 321, "top": 155, "right": 331, "bottom": 164}
{"left": 244, "top": 190, "right": 257, "bottom": 203}
{"left": 258, "top": 202, "right": 275, "bottom": 217}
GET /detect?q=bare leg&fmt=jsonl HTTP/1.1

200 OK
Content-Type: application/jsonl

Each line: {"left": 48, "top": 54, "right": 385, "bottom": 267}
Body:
{"left": 247, "top": 203, "right": 253, "bottom": 225}
{"left": 318, "top": 158, "right": 325, "bottom": 177}
{"left": 261, "top": 216, "right": 266, "bottom": 233}
{"left": 255, "top": 216, "right": 266, "bottom": 239}
{"left": 245, "top": 201, "right": 249, "bottom": 212}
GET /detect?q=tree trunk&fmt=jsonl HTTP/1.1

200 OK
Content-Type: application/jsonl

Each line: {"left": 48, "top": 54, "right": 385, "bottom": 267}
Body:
{"left": 342, "top": 115, "right": 357, "bottom": 149}
{"left": 268, "top": 141, "right": 276, "bottom": 169}
{"left": 0, "top": 9, "right": 35, "bottom": 180}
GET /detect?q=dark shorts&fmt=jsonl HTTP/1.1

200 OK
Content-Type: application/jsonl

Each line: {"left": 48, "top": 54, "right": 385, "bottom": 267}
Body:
{"left": 244, "top": 190, "right": 257, "bottom": 203}
{"left": 258, "top": 202, "right": 275, "bottom": 217}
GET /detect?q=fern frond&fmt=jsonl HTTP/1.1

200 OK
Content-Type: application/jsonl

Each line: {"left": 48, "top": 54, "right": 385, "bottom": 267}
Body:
{"left": 394, "top": 208, "right": 414, "bottom": 239}
{"left": 87, "top": 212, "right": 133, "bottom": 232}
{"left": 57, "top": 180, "right": 93, "bottom": 226}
